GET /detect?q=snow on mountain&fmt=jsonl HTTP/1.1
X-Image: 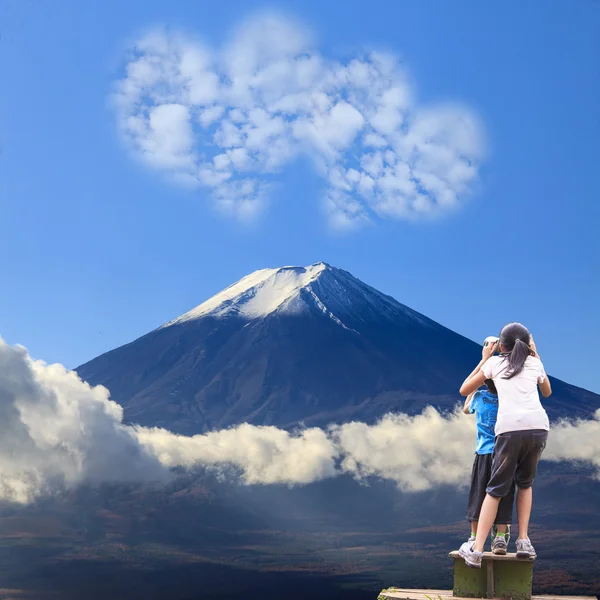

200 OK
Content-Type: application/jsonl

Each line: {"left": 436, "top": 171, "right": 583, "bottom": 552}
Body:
{"left": 163, "top": 262, "right": 433, "bottom": 331}
{"left": 76, "top": 262, "right": 600, "bottom": 435}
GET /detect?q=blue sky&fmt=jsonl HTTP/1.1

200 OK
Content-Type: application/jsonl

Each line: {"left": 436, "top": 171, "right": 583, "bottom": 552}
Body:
{"left": 0, "top": 0, "right": 599, "bottom": 393}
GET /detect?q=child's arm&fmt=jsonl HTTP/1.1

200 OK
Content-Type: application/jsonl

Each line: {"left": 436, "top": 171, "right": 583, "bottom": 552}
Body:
{"left": 460, "top": 366, "right": 486, "bottom": 397}
{"left": 531, "top": 335, "right": 552, "bottom": 397}
{"left": 463, "top": 391, "right": 476, "bottom": 414}
{"left": 460, "top": 341, "right": 498, "bottom": 396}
{"left": 538, "top": 376, "right": 552, "bottom": 397}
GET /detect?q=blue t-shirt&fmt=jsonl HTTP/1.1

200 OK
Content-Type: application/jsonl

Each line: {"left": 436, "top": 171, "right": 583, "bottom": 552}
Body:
{"left": 469, "top": 389, "right": 499, "bottom": 455}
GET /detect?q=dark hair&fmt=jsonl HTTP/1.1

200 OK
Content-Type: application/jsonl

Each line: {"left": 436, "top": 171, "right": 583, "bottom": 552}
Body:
{"left": 484, "top": 379, "right": 498, "bottom": 395}
{"left": 499, "top": 322, "right": 532, "bottom": 379}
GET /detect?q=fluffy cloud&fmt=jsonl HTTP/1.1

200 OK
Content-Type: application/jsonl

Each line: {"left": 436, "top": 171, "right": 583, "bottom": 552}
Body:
{"left": 113, "top": 15, "right": 486, "bottom": 228}
{"left": 0, "top": 338, "right": 337, "bottom": 503}
{"left": 0, "top": 339, "right": 167, "bottom": 504}
{"left": 334, "top": 410, "right": 600, "bottom": 490}
{"left": 542, "top": 411, "right": 600, "bottom": 471}
{"left": 2, "top": 338, "right": 598, "bottom": 505}
{"left": 332, "top": 408, "right": 476, "bottom": 492}
{"left": 137, "top": 423, "right": 338, "bottom": 485}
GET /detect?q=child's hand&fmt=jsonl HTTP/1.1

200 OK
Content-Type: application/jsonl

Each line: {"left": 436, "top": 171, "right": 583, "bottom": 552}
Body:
{"left": 530, "top": 335, "right": 540, "bottom": 358}
{"left": 482, "top": 341, "right": 498, "bottom": 360}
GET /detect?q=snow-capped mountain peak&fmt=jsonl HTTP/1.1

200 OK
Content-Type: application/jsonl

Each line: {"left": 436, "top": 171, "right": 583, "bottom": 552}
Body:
{"left": 77, "top": 263, "right": 600, "bottom": 437}
{"left": 165, "top": 263, "right": 332, "bottom": 326}
{"left": 163, "top": 262, "right": 432, "bottom": 331}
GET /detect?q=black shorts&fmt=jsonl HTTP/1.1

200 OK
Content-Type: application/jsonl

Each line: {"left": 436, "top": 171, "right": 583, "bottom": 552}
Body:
{"left": 466, "top": 453, "right": 515, "bottom": 524}
{"left": 486, "top": 429, "right": 548, "bottom": 498}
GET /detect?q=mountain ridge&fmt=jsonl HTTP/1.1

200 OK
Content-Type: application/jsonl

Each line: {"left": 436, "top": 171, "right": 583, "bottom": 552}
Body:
{"left": 160, "top": 262, "right": 437, "bottom": 332}
{"left": 76, "top": 263, "right": 600, "bottom": 435}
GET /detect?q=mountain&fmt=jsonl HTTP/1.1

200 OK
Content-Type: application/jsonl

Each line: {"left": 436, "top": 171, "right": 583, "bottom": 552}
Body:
{"left": 8, "top": 263, "right": 600, "bottom": 598}
{"left": 76, "top": 262, "right": 600, "bottom": 434}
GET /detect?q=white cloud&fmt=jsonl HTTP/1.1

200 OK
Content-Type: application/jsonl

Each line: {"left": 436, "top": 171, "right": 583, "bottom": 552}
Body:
{"left": 112, "top": 15, "right": 487, "bottom": 227}
{"left": 333, "top": 408, "right": 600, "bottom": 491}
{"left": 137, "top": 423, "right": 338, "bottom": 486}
{"left": 199, "top": 105, "right": 225, "bottom": 127}
{"left": 143, "top": 103, "right": 195, "bottom": 170}
{"left": 542, "top": 411, "right": 600, "bottom": 471}
{"left": 0, "top": 338, "right": 336, "bottom": 503}
{"left": 3, "top": 338, "right": 598, "bottom": 505}
{"left": 332, "top": 407, "right": 476, "bottom": 492}
{"left": 0, "top": 338, "right": 167, "bottom": 504}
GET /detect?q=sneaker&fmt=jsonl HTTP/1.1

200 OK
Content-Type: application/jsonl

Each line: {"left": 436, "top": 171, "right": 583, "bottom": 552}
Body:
{"left": 492, "top": 535, "right": 508, "bottom": 555}
{"left": 468, "top": 535, "right": 476, "bottom": 544}
{"left": 491, "top": 524, "right": 511, "bottom": 544}
{"left": 459, "top": 541, "right": 483, "bottom": 568}
{"left": 516, "top": 538, "right": 537, "bottom": 559}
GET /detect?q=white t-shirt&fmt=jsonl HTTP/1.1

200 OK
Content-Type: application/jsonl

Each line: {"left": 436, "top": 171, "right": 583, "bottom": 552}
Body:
{"left": 482, "top": 355, "right": 549, "bottom": 435}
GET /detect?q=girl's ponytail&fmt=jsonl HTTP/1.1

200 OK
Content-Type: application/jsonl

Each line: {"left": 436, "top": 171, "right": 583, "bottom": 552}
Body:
{"left": 499, "top": 322, "right": 532, "bottom": 379}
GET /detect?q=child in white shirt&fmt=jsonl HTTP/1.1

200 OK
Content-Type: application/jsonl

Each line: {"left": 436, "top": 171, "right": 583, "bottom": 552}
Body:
{"left": 457, "top": 323, "right": 552, "bottom": 568}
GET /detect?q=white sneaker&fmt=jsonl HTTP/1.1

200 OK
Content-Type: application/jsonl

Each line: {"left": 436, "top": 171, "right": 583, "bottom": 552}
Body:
{"left": 516, "top": 538, "right": 536, "bottom": 559}
{"left": 492, "top": 535, "right": 508, "bottom": 555}
{"left": 459, "top": 541, "right": 483, "bottom": 568}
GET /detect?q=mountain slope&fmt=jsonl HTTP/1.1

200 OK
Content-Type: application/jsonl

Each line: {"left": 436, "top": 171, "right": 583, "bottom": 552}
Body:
{"left": 76, "top": 263, "right": 600, "bottom": 434}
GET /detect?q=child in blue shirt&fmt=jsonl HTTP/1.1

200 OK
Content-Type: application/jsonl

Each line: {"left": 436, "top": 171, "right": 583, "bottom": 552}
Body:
{"left": 464, "top": 378, "right": 515, "bottom": 554}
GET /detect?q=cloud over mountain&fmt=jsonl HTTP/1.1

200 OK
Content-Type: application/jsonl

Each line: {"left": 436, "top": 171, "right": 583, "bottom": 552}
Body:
{"left": 113, "top": 14, "right": 486, "bottom": 228}
{"left": 0, "top": 339, "right": 166, "bottom": 504}
{"left": 2, "top": 338, "right": 598, "bottom": 505}
{"left": 333, "top": 408, "right": 477, "bottom": 492}
{"left": 136, "top": 423, "right": 338, "bottom": 486}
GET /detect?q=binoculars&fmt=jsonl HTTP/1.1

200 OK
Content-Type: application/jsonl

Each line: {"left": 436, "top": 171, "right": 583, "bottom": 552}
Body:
{"left": 483, "top": 336, "right": 499, "bottom": 348}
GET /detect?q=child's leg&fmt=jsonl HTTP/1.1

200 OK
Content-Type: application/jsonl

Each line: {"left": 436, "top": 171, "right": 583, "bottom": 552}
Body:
{"left": 516, "top": 486, "right": 533, "bottom": 540}
{"left": 495, "top": 478, "right": 516, "bottom": 538}
{"left": 473, "top": 494, "right": 500, "bottom": 552}
{"left": 466, "top": 455, "right": 487, "bottom": 539}
{"left": 472, "top": 434, "right": 519, "bottom": 553}
{"left": 515, "top": 430, "right": 547, "bottom": 541}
